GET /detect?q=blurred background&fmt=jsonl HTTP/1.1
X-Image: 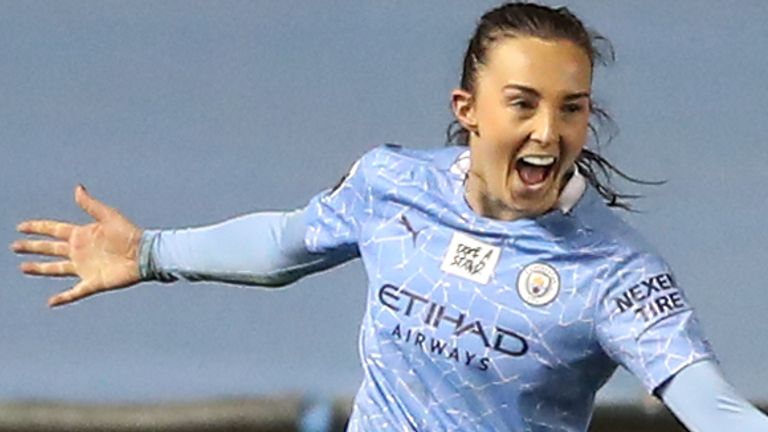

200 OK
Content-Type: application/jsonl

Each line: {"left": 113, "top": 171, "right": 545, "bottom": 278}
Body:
{"left": 2, "top": 0, "right": 767, "bottom": 430}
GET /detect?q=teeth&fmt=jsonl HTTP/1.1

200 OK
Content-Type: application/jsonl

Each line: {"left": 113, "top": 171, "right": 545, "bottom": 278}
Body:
{"left": 520, "top": 155, "right": 556, "bottom": 166}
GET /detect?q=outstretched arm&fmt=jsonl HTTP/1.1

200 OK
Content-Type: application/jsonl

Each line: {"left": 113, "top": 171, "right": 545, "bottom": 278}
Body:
{"left": 659, "top": 359, "right": 768, "bottom": 431}
{"left": 139, "top": 207, "right": 357, "bottom": 287}
{"left": 12, "top": 185, "right": 356, "bottom": 307}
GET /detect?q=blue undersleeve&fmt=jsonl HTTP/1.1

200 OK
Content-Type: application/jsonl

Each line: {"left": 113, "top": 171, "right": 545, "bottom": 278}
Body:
{"left": 137, "top": 207, "right": 357, "bottom": 287}
{"left": 659, "top": 359, "right": 768, "bottom": 431}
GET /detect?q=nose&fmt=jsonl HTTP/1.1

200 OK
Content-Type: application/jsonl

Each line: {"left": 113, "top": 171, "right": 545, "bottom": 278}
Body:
{"left": 529, "top": 107, "right": 559, "bottom": 147}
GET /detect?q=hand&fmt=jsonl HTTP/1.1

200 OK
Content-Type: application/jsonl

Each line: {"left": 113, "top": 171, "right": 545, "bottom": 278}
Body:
{"left": 11, "top": 184, "right": 144, "bottom": 307}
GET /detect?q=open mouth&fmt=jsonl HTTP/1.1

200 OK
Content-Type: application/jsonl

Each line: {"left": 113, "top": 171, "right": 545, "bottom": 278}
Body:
{"left": 515, "top": 155, "right": 557, "bottom": 186}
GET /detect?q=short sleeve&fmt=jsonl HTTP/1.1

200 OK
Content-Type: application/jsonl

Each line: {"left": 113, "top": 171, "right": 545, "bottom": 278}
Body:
{"left": 595, "top": 252, "right": 717, "bottom": 394}
{"left": 303, "top": 151, "right": 371, "bottom": 255}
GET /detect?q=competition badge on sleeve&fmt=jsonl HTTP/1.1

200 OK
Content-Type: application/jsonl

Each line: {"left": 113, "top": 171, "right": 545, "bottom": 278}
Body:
{"left": 517, "top": 263, "right": 560, "bottom": 306}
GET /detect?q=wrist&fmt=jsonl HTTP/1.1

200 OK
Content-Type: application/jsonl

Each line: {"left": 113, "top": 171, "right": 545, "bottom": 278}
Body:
{"left": 137, "top": 229, "right": 160, "bottom": 281}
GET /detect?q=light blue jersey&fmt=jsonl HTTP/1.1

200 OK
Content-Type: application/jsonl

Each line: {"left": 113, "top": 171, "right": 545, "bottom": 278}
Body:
{"left": 303, "top": 144, "right": 715, "bottom": 431}
{"left": 138, "top": 143, "right": 767, "bottom": 431}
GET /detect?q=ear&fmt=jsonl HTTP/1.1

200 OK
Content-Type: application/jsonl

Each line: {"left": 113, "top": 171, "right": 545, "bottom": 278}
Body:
{"left": 450, "top": 88, "right": 478, "bottom": 134}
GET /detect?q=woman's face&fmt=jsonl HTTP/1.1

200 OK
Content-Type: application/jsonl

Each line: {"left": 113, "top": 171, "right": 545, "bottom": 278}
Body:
{"left": 452, "top": 36, "right": 592, "bottom": 219}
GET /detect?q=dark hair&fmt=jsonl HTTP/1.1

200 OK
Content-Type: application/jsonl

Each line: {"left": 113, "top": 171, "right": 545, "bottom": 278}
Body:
{"left": 446, "top": 2, "right": 660, "bottom": 210}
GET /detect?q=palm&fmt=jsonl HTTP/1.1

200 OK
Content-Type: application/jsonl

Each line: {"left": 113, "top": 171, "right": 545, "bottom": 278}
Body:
{"left": 12, "top": 185, "right": 143, "bottom": 307}
{"left": 70, "top": 219, "right": 140, "bottom": 290}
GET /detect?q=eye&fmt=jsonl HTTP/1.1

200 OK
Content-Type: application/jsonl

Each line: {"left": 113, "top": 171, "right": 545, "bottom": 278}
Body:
{"left": 509, "top": 99, "right": 535, "bottom": 110}
{"left": 562, "top": 103, "right": 585, "bottom": 114}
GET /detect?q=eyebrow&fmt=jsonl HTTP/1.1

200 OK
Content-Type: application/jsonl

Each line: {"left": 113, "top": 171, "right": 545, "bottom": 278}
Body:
{"left": 503, "top": 84, "right": 591, "bottom": 101}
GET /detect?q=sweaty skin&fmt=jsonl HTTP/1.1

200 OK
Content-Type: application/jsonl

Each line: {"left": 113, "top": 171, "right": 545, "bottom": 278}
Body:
{"left": 452, "top": 37, "right": 592, "bottom": 221}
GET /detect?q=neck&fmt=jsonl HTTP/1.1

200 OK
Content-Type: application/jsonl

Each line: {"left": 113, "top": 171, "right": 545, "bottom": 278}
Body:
{"left": 463, "top": 169, "right": 574, "bottom": 222}
{"left": 463, "top": 171, "right": 530, "bottom": 222}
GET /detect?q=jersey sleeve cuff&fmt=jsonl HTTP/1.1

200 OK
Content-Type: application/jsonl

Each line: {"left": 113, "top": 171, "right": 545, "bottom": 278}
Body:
{"left": 652, "top": 353, "right": 719, "bottom": 397}
{"left": 138, "top": 229, "right": 160, "bottom": 281}
{"left": 645, "top": 347, "right": 718, "bottom": 396}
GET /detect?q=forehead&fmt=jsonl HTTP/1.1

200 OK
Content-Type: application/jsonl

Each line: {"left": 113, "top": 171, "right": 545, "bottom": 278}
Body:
{"left": 478, "top": 36, "right": 592, "bottom": 94}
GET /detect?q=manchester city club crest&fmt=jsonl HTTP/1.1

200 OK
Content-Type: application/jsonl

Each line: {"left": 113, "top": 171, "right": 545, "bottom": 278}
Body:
{"left": 517, "top": 263, "right": 560, "bottom": 306}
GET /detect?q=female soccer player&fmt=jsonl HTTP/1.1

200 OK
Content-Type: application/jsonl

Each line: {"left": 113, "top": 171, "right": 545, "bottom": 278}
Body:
{"left": 11, "top": 2, "right": 768, "bottom": 431}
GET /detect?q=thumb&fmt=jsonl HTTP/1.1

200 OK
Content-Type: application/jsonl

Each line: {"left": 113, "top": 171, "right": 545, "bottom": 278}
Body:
{"left": 48, "top": 280, "right": 95, "bottom": 308}
{"left": 74, "top": 184, "right": 112, "bottom": 222}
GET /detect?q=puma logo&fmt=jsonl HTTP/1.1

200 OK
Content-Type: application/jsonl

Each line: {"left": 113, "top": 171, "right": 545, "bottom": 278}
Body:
{"left": 398, "top": 214, "right": 424, "bottom": 246}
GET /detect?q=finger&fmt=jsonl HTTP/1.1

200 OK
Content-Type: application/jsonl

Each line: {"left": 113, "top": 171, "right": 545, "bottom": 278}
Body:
{"left": 75, "top": 184, "right": 115, "bottom": 222}
{"left": 48, "top": 280, "right": 95, "bottom": 307}
{"left": 19, "top": 260, "right": 77, "bottom": 277}
{"left": 16, "top": 220, "right": 75, "bottom": 240}
{"left": 11, "top": 240, "right": 70, "bottom": 257}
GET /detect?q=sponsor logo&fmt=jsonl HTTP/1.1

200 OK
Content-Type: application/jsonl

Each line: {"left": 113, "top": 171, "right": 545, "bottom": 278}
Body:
{"left": 390, "top": 324, "right": 492, "bottom": 371}
{"left": 378, "top": 284, "right": 529, "bottom": 368}
{"left": 517, "top": 263, "right": 560, "bottom": 306}
{"left": 440, "top": 232, "right": 501, "bottom": 284}
{"left": 611, "top": 272, "right": 688, "bottom": 324}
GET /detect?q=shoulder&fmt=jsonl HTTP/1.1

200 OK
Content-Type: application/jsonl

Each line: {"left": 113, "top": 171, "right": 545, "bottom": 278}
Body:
{"left": 571, "top": 188, "right": 669, "bottom": 277}
{"left": 325, "top": 144, "right": 465, "bottom": 203}
{"left": 353, "top": 143, "right": 467, "bottom": 184}
{"left": 358, "top": 143, "right": 465, "bottom": 171}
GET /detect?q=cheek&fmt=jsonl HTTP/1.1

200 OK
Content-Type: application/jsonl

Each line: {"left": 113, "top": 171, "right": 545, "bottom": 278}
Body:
{"left": 475, "top": 123, "right": 523, "bottom": 158}
{"left": 563, "top": 123, "right": 589, "bottom": 153}
{"left": 475, "top": 98, "right": 523, "bottom": 142}
{"left": 480, "top": 115, "right": 528, "bottom": 154}
{"left": 557, "top": 125, "right": 588, "bottom": 169}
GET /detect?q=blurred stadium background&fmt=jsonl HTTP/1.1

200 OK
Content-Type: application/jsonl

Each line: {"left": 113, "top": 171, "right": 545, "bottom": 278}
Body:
{"left": 4, "top": 397, "right": 762, "bottom": 431}
{"left": 3, "top": 0, "right": 767, "bottom": 430}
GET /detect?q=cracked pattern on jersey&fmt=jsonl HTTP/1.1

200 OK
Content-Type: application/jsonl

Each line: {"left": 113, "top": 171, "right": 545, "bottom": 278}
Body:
{"left": 305, "top": 145, "right": 715, "bottom": 432}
